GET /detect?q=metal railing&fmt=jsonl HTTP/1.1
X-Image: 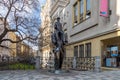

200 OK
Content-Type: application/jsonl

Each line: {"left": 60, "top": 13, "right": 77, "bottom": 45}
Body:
{"left": 40, "top": 57, "right": 96, "bottom": 71}
{"left": 76, "top": 57, "right": 95, "bottom": 71}
{"left": 0, "top": 56, "right": 97, "bottom": 71}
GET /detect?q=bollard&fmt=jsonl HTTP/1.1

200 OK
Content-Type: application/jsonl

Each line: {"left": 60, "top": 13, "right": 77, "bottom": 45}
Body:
{"left": 35, "top": 56, "right": 40, "bottom": 70}
{"left": 95, "top": 56, "right": 101, "bottom": 72}
{"left": 72, "top": 57, "right": 76, "bottom": 69}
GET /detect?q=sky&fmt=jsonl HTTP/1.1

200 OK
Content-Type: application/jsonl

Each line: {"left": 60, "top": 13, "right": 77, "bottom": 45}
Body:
{"left": 0, "top": 0, "right": 47, "bottom": 51}
{"left": 40, "top": 0, "right": 46, "bottom": 7}
{"left": 0, "top": 0, "right": 41, "bottom": 50}
{"left": 29, "top": 0, "right": 46, "bottom": 50}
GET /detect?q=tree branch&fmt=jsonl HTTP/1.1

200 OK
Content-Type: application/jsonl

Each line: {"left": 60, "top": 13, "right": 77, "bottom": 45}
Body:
{"left": 0, "top": 44, "right": 9, "bottom": 49}
{"left": 1, "top": 35, "right": 38, "bottom": 44}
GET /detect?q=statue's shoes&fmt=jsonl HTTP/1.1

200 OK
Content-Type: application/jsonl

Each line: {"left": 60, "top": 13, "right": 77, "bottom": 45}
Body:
{"left": 56, "top": 48, "right": 59, "bottom": 51}
{"left": 55, "top": 70, "right": 60, "bottom": 74}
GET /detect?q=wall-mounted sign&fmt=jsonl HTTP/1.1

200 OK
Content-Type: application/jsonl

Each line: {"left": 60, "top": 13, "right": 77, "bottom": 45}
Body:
{"left": 111, "top": 46, "right": 118, "bottom": 57}
{"left": 100, "top": 0, "right": 109, "bottom": 17}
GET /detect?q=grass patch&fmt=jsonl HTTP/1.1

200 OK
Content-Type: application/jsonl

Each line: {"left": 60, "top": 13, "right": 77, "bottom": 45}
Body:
{"left": 9, "top": 63, "right": 35, "bottom": 70}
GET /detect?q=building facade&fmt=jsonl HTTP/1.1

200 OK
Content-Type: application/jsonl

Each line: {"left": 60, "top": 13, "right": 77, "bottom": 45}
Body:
{"left": 49, "top": 0, "right": 120, "bottom": 68}
{"left": 0, "top": 18, "right": 17, "bottom": 59}
{"left": 50, "top": 0, "right": 70, "bottom": 57}
{"left": 40, "top": 0, "right": 52, "bottom": 58}
{"left": 0, "top": 17, "right": 35, "bottom": 61}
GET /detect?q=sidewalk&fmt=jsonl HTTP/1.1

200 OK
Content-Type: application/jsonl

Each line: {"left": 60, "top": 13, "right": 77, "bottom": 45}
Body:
{"left": 0, "top": 70, "right": 120, "bottom": 80}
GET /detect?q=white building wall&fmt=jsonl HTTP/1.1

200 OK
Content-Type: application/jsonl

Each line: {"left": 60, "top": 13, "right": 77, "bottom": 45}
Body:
{"left": 59, "top": 0, "right": 120, "bottom": 44}
{"left": 116, "top": 0, "right": 120, "bottom": 27}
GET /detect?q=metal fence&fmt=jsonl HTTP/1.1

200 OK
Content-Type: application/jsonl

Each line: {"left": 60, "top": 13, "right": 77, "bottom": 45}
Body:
{"left": 75, "top": 57, "right": 95, "bottom": 71}
{"left": 40, "top": 57, "right": 96, "bottom": 71}
{"left": 0, "top": 56, "right": 96, "bottom": 71}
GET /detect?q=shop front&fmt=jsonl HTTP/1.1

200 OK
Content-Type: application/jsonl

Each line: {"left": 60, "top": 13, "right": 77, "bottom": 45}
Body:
{"left": 102, "top": 37, "right": 120, "bottom": 68}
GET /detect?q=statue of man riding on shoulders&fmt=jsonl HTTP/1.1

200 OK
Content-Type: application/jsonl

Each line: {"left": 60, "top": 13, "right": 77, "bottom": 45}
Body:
{"left": 51, "top": 17, "right": 67, "bottom": 74}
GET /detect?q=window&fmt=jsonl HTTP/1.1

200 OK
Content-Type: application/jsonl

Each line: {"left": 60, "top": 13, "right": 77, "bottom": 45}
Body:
{"left": 79, "top": 44, "right": 84, "bottom": 57}
{"left": 73, "top": 0, "right": 91, "bottom": 26}
{"left": 80, "top": 0, "right": 84, "bottom": 22}
{"left": 73, "top": 3, "right": 78, "bottom": 25}
{"left": 74, "top": 46, "right": 78, "bottom": 57}
{"left": 86, "top": 0, "right": 91, "bottom": 19}
{"left": 85, "top": 43, "right": 91, "bottom": 57}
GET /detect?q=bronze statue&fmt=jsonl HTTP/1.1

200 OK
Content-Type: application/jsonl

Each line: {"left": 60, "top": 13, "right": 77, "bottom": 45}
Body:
{"left": 51, "top": 17, "right": 67, "bottom": 74}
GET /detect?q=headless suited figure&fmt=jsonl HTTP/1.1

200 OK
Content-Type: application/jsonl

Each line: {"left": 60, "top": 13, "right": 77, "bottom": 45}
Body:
{"left": 52, "top": 17, "right": 65, "bottom": 73}
{"left": 54, "top": 17, "right": 65, "bottom": 45}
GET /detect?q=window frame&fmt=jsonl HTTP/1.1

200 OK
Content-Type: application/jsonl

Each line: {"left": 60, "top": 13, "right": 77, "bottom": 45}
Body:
{"left": 74, "top": 46, "right": 79, "bottom": 57}
{"left": 85, "top": 43, "right": 91, "bottom": 57}
{"left": 79, "top": 44, "right": 84, "bottom": 57}
{"left": 73, "top": 2, "right": 78, "bottom": 26}
{"left": 73, "top": 0, "right": 91, "bottom": 27}
{"left": 80, "top": 0, "right": 84, "bottom": 22}
{"left": 86, "top": 0, "right": 91, "bottom": 19}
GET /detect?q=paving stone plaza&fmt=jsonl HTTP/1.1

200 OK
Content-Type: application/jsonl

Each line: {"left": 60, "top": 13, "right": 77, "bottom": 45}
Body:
{"left": 0, "top": 70, "right": 120, "bottom": 80}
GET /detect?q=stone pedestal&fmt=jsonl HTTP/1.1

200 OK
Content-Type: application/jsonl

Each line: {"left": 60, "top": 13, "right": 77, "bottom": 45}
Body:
{"left": 35, "top": 56, "right": 40, "bottom": 70}
{"left": 95, "top": 56, "right": 101, "bottom": 72}
{"left": 72, "top": 57, "right": 76, "bottom": 69}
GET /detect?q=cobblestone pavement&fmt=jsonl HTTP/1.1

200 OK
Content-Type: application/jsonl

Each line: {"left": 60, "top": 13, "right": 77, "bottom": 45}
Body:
{"left": 0, "top": 70, "right": 120, "bottom": 80}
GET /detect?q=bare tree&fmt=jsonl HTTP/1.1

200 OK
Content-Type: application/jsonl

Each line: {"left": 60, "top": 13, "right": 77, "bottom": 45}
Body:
{"left": 0, "top": 0, "right": 40, "bottom": 48}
